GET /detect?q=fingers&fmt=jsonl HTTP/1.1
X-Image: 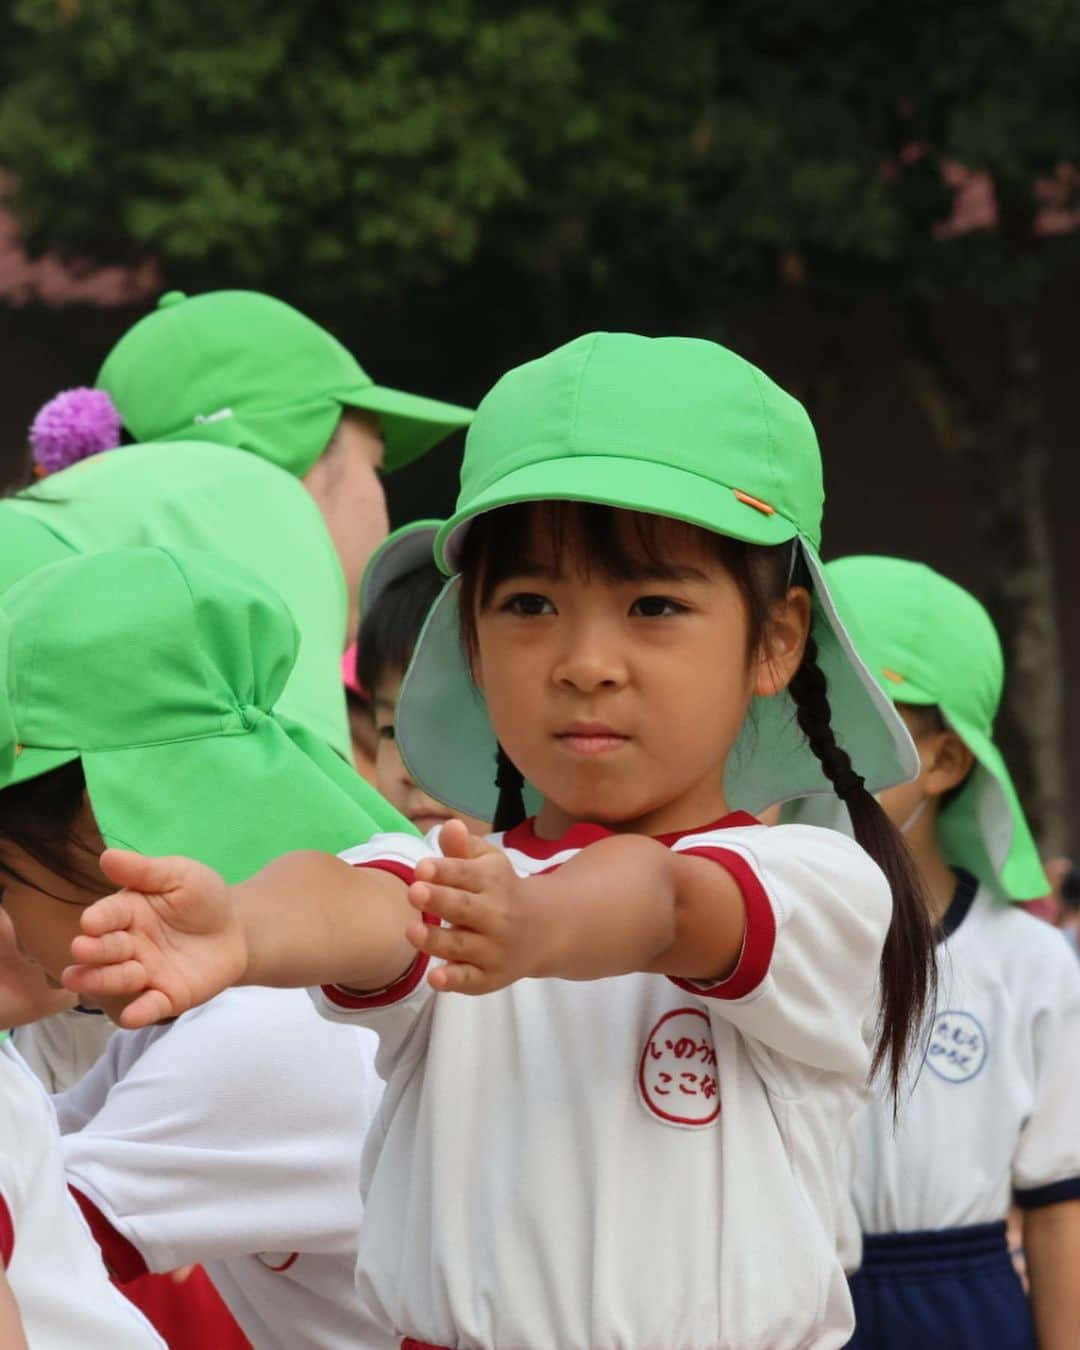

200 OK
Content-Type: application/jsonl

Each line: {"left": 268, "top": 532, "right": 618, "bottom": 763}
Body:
{"left": 428, "top": 961, "right": 491, "bottom": 995}
{"left": 98, "top": 850, "right": 203, "bottom": 895}
{"left": 437, "top": 819, "right": 499, "bottom": 861}
{"left": 61, "top": 958, "right": 148, "bottom": 998}
{"left": 405, "top": 918, "right": 492, "bottom": 968}
{"left": 116, "top": 988, "right": 177, "bottom": 1029}
{"left": 408, "top": 879, "right": 490, "bottom": 930}
{"left": 69, "top": 929, "right": 137, "bottom": 967}
{"left": 414, "top": 854, "right": 491, "bottom": 893}
{"left": 78, "top": 892, "right": 138, "bottom": 938}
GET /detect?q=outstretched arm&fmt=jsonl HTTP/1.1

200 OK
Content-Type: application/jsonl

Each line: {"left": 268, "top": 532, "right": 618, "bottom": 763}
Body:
{"left": 64, "top": 847, "right": 415, "bottom": 1028}
{"left": 1024, "top": 1199, "right": 1080, "bottom": 1350}
{"left": 408, "top": 826, "right": 747, "bottom": 995}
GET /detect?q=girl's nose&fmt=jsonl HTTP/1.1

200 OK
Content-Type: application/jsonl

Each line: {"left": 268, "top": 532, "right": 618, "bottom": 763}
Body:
{"left": 552, "top": 637, "right": 628, "bottom": 693}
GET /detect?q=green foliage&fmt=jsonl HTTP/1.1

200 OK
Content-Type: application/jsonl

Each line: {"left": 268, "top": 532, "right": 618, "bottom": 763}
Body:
{"left": 1, "top": 0, "right": 1078, "bottom": 304}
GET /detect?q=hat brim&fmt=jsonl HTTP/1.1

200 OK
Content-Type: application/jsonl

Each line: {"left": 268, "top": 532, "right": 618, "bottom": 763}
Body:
{"left": 10, "top": 716, "right": 413, "bottom": 885}
{"left": 339, "top": 385, "right": 472, "bottom": 473}
{"left": 396, "top": 537, "right": 919, "bottom": 823}
{"left": 438, "top": 454, "right": 799, "bottom": 572}
{"left": 937, "top": 712, "right": 1048, "bottom": 901}
{"left": 359, "top": 521, "right": 441, "bottom": 620}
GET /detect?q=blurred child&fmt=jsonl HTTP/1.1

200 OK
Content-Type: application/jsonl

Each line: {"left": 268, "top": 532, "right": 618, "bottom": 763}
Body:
{"left": 0, "top": 1027, "right": 163, "bottom": 1349}
{"left": 358, "top": 521, "right": 489, "bottom": 836}
{"left": 795, "top": 557, "right": 1080, "bottom": 1350}
{"left": 0, "top": 546, "right": 403, "bottom": 1350}
{"left": 68, "top": 335, "right": 938, "bottom": 1349}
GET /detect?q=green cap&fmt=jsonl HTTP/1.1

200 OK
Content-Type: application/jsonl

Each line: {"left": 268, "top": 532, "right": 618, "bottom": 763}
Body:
{"left": 0, "top": 546, "right": 414, "bottom": 881}
{"left": 97, "top": 290, "right": 473, "bottom": 477}
{"left": 396, "top": 332, "right": 918, "bottom": 821}
{"left": 10, "top": 442, "right": 358, "bottom": 763}
{"left": 359, "top": 518, "right": 443, "bottom": 622}
{"left": 823, "top": 555, "right": 1047, "bottom": 901}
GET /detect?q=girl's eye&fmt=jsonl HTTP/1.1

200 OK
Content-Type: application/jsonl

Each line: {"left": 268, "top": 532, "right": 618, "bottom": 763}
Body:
{"left": 502, "top": 592, "right": 555, "bottom": 617}
{"left": 630, "top": 595, "right": 688, "bottom": 618}
{"left": 377, "top": 724, "right": 396, "bottom": 742}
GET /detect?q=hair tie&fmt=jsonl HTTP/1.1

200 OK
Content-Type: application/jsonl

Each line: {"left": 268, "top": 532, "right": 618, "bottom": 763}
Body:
{"left": 29, "top": 387, "right": 122, "bottom": 477}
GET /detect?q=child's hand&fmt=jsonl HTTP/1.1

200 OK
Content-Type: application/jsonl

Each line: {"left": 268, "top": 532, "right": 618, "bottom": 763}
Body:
{"left": 62, "top": 849, "right": 247, "bottom": 1028}
{"left": 406, "top": 819, "right": 554, "bottom": 994}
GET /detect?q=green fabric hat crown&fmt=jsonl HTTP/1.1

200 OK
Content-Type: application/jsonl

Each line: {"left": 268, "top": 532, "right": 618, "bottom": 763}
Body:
{"left": 396, "top": 332, "right": 919, "bottom": 822}
{"left": 824, "top": 555, "right": 1048, "bottom": 901}
{"left": 97, "top": 290, "right": 473, "bottom": 477}
{"left": 0, "top": 546, "right": 412, "bottom": 880}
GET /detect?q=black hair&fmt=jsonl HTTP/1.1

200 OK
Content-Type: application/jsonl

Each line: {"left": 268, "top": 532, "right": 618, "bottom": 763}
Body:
{"left": 0, "top": 759, "right": 100, "bottom": 891}
{"left": 459, "top": 501, "right": 936, "bottom": 1102}
{"left": 357, "top": 561, "right": 445, "bottom": 699}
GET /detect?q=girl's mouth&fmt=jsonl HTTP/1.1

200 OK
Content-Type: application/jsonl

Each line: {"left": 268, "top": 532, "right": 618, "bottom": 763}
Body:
{"left": 555, "top": 724, "right": 630, "bottom": 757}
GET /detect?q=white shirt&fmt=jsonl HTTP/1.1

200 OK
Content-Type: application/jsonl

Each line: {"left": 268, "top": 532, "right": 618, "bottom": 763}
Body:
{"left": 0, "top": 1038, "right": 163, "bottom": 1349}
{"left": 12, "top": 1005, "right": 115, "bottom": 1092}
{"left": 315, "top": 815, "right": 891, "bottom": 1350}
{"left": 850, "top": 882, "right": 1080, "bottom": 1235}
{"left": 57, "top": 986, "right": 394, "bottom": 1350}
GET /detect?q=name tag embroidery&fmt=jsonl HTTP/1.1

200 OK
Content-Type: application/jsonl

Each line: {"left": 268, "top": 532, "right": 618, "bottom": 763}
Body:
{"left": 925, "top": 1009, "right": 988, "bottom": 1084}
{"left": 639, "top": 1007, "right": 721, "bottom": 1127}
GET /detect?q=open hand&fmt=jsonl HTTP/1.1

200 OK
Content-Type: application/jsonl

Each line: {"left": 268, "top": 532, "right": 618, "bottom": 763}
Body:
{"left": 405, "top": 819, "right": 555, "bottom": 994}
{"left": 62, "top": 850, "right": 247, "bottom": 1028}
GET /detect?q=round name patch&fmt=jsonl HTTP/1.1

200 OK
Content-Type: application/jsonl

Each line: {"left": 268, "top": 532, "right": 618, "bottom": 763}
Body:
{"left": 638, "top": 1007, "right": 721, "bottom": 1127}
{"left": 925, "top": 1009, "right": 988, "bottom": 1084}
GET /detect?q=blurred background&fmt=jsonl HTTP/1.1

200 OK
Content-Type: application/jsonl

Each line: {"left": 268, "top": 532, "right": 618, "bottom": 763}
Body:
{"left": 1, "top": 0, "right": 1078, "bottom": 851}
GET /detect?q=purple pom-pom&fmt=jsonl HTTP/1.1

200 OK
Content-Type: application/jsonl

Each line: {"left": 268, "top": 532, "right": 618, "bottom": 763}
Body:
{"left": 29, "top": 387, "right": 122, "bottom": 475}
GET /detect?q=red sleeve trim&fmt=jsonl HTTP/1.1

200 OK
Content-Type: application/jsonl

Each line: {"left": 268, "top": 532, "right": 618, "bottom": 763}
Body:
{"left": 69, "top": 1186, "right": 148, "bottom": 1283}
{"left": 668, "top": 847, "right": 777, "bottom": 1001}
{"left": 261, "top": 1251, "right": 299, "bottom": 1272}
{"left": 0, "top": 1195, "right": 13, "bottom": 1268}
{"left": 321, "top": 858, "right": 435, "bottom": 1010}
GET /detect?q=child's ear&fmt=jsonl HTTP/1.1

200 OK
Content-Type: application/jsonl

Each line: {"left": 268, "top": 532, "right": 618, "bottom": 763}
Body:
{"left": 924, "top": 730, "right": 975, "bottom": 798}
{"left": 755, "top": 587, "right": 812, "bottom": 698}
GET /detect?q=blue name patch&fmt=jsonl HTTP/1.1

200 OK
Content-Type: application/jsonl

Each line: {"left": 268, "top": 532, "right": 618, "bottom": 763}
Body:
{"left": 926, "top": 1009, "right": 988, "bottom": 1084}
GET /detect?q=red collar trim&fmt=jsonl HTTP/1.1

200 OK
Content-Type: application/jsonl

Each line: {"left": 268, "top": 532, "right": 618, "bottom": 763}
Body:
{"left": 501, "top": 811, "right": 761, "bottom": 860}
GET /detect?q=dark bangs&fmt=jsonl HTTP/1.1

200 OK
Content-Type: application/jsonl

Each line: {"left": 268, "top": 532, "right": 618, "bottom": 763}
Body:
{"left": 458, "top": 500, "right": 793, "bottom": 653}
{"left": 357, "top": 563, "right": 446, "bottom": 696}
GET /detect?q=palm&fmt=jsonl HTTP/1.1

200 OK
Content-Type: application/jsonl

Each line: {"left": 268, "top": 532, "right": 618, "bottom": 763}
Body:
{"left": 66, "top": 851, "right": 247, "bottom": 1027}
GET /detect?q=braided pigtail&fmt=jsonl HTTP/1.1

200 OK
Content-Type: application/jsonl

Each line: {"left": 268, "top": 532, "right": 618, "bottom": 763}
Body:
{"left": 492, "top": 745, "right": 527, "bottom": 833}
{"left": 788, "top": 636, "right": 936, "bottom": 1103}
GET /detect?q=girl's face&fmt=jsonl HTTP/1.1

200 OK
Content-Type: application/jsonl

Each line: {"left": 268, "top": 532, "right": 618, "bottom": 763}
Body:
{"left": 472, "top": 510, "right": 810, "bottom": 838}
{"left": 0, "top": 799, "right": 129, "bottom": 1022}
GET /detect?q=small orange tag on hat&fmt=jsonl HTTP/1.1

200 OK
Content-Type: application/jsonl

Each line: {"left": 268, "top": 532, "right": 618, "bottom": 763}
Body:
{"left": 882, "top": 668, "right": 904, "bottom": 684}
{"left": 733, "top": 489, "right": 775, "bottom": 516}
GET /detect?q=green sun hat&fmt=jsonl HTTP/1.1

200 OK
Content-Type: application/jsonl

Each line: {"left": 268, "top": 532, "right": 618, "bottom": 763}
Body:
{"left": 0, "top": 546, "right": 415, "bottom": 880}
{"left": 359, "top": 518, "right": 443, "bottom": 623}
{"left": 819, "top": 555, "right": 1047, "bottom": 901}
{"left": 396, "top": 332, "right": 919, "bottom": 821}
{"left": 97, "top": 290, "right": 473, "bottom": 477}
{"left": 0, "top": 504, "right": 74, "bottom": 592}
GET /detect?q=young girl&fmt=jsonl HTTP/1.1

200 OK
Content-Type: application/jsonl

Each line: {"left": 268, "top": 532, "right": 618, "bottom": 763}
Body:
{"left": 358, "top": 520, "right": 490, "bottom": 836}
{"left": 67, "top": 333, "right": 937, "bottom": 1350}
{"left": 0, "top": 545, "right": 405, "bottom": 1350}
{"left": 794, "top": 556, "right": 1080, "bottom": 1350}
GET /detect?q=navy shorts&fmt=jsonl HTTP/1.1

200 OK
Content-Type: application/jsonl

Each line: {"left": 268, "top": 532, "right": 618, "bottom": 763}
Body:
{"left": 847, "top": 1221, "right": 1035, "bottom": 1350}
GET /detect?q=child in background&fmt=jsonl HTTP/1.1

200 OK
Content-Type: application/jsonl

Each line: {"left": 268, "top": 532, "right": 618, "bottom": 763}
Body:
{"left": 67, "top": 334, "right": 937, "bottom": 1350}
{"left": 797, "top": 556, "right": 1080, "bottom": 1350}
{"left": 358, "top": 521, "right": 489, "bottom": 836}
{"left": 0, "top": 546, "right": 403, "bottom": 1350}
{"left": 0, "top": 1028, "right": 163, "bottom": 1349}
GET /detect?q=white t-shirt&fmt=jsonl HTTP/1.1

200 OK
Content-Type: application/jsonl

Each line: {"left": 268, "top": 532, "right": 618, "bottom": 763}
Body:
{"left": 314, "top": 814, "right": 892, "bottom": 1350}
{"left": 56, "top": 986, "right": 394, "bottom": 1350}
{"left": 12, "top": 1005, "right": 115, "bottom": 1092}
{"left": 849, "top": 882, "right": 1080, "bottom": 1235}
{"left": 0, "top": 1038, "right": 163, "bottom": 1349}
